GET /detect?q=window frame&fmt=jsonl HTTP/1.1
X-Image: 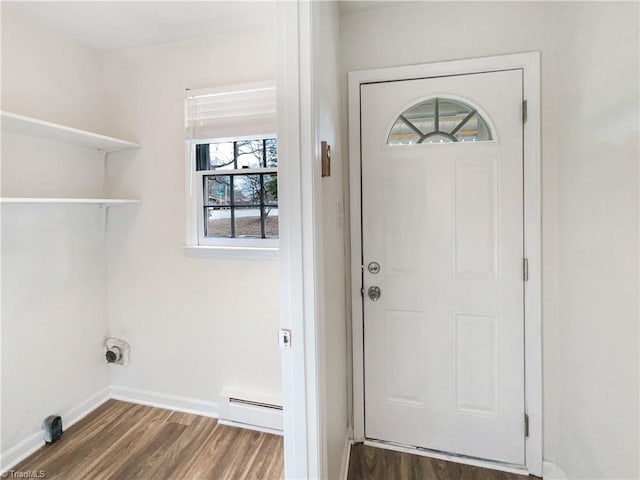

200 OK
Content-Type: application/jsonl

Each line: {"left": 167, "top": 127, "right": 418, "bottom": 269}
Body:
{"left": 185, "top": 133, "right": 279, "bottom": 256}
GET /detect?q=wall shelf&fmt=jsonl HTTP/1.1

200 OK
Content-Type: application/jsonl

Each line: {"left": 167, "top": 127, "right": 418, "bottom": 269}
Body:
{"left": 1, "top": 197, "right": 141, "bottom": 207}
{"left": 1, "top": 111, "right": 140, "bottom": 152}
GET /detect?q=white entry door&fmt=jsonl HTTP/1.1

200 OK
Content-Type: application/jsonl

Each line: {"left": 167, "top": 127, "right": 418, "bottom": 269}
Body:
{"left": 361, "top": 69, "right": 525, "bottom": 464}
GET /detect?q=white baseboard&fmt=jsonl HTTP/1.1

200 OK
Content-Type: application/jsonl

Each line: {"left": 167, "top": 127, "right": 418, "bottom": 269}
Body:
{"left": 1, "top": 387, "right": 110, "bottom": 474}
{"left": 543, "top": 460, "right": 568, "bottom": 479}
{"left": 109, "top": 385, "right": 218, "bottom": 419}
{"left": 1, "top": 430, "right": 44, "bottom": 475}
{"left": 340, "top": 436, "right": 353, "bottom": 480}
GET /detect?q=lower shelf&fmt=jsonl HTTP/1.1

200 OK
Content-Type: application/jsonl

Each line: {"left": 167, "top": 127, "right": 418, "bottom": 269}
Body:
{"left": 0, "top": 197, "right": 141, "bottom": 207}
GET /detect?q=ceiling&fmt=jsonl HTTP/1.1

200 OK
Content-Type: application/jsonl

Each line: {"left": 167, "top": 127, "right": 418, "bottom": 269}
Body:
{"left": 2, "top": 1, "right": 277, "bottom": 51}
{"left": 1, "top": 0, "right": 406, "bottom": 52}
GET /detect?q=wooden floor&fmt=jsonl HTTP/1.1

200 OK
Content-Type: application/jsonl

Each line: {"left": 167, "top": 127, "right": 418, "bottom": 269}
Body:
{"left": 347, "top": 443, "right": 539, "bottom": 480}
{"left": 14, "top": 399, "right": 283, "bottom": 480}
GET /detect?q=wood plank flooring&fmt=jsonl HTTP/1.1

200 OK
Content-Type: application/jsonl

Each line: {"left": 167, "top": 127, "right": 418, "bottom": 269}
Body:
{"left": 12, "top": 399, "right": 283, "bottom": 480}
{"left": 347, "top": 443, "right": 540, "bottom": 480}
{"left": 12, "top": 401, "right": 541, "bottom": 480}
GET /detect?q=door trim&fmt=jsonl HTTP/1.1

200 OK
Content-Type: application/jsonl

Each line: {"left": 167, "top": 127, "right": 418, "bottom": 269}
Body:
{"left": 348, "top": 52, "right": 542, "bottom": 476}
{"left": 277, "top": 2, "right": 324, "bottom": 478}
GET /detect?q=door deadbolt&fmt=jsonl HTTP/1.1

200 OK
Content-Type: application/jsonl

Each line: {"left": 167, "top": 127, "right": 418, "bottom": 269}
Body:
{"left": 367, "top": 262, "right": 381, "bottom": 274}
{"left": 368, "top": 286, "right": 381, "bottom": 301}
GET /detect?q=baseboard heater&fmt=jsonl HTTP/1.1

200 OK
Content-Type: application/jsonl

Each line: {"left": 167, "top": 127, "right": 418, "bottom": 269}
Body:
{"left": 218, "top": 388, "right": 283, "bottom": 436}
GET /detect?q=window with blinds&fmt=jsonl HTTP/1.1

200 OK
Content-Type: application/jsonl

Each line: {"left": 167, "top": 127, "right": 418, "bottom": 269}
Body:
{"left": 185, "top": 82, "right": 279, "bottom": 252}
{"left": 185, "top": 82, "right": 276, "bottom": 140}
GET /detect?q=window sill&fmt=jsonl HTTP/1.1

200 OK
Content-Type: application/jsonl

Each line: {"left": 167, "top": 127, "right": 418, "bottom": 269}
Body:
{"left": 182, "top": 245, "right": 279, "bottom": 260}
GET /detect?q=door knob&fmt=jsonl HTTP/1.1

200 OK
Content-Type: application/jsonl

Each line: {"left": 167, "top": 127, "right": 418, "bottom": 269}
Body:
{"left": 368, "top": 286, "right": 381, "bottom": 301}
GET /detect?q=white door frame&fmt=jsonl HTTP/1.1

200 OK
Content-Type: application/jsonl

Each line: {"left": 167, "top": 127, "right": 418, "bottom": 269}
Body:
{"left": 277, "top": 1, "right": 325, "bottom": 479}
{"left": 348, "top": 52, "right": 542, "bottom": 476}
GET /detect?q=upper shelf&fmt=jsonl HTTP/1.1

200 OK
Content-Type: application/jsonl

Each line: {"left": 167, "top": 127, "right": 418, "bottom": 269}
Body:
{"left": 0, "top": 111, "right": 140, "bottom": 152}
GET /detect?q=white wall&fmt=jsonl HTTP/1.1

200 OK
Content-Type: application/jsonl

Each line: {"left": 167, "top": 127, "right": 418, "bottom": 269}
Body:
{"left": 553, "top": 4, "right": 639, "bottom": 477}
{"left": 102, "top": 25, "right": 282, "bottom": 407}
{"left": 1, "top": 3, "right": 283, "bottom": 461}
{"left": 1, "top": 202, "right": 110, "bottom": 453}
{"left": 1, "top": 8, "right": 110, "bottom": 456}
{"left": 0, "top": 3, "right": 106, "bottom": 132}
{"left": 340, "top": 2, "right": 639, "bottom": 479}
{"left": 312, "top": 2, "right": 350, "bottom": 478}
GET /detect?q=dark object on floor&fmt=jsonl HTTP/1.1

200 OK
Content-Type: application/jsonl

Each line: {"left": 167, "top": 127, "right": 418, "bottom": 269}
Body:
{"left": 43, "top": 415, "right": 63, "bottom": 444}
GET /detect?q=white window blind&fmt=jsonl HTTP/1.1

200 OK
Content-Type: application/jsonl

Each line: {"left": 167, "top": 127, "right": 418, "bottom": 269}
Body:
{"left": 185, "top": 81, "right": 276, "bottom": 140}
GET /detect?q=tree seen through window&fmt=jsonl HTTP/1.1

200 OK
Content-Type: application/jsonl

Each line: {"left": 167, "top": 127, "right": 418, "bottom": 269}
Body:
{"left": 196, "top": 138, "right": 278, "bottom": 239}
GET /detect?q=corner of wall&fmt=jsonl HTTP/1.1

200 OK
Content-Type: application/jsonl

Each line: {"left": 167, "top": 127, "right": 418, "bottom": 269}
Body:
{"left": 543, "top": 460, "right": 568, "bottom": 480}
{"left": 0, "top": 3, "right": 108, "bottom": 131}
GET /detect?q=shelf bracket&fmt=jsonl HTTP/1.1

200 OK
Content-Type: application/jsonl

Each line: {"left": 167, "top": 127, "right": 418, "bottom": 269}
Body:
{"left": 101, "top": 204, "right": 109, "bottom": 237}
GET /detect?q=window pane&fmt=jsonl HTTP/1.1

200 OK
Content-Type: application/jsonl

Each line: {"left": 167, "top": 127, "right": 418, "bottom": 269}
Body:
{"left": 236, "top": 140, "right": 263, "bottom": 169}
{"left": 234, "top": 174, "right": 261, "bottom": 205}
{"left": 388, "top": 120, "right": 421, "bottom": 145}
{"left": 264, "top": 206, "right": 279, "bottom": 238}
{"left": 201, "top": 142, "right": 235, "bottom": 170}
{"left": 403, "top": 99, "right": 436, "bottom": 136}
{"left": 438, "top": 98, "right": 472, "bottom": 134}
{"left": 265, "top": 138, "right": 278, "bottom": 167}
{"left": 197, "top": 136, "right": 279, "bottom": 241}
{"left": 264, "top": 173, "right": 278, "bottom": 205}
{"left": 454, "top": 113, "right": 493, "bottom": 142}
{"left": 205, "top": 207, "right": 232, "bottom": 237}
{"left": 422, "top": 133, "right": 454, "bottom": 144}
{"left": 204, "top": 176, "right": 231, "bottom": 206}
{"left": 234, "top": 207, "right": 263, "bottom": 238}
{"left": 387, "top": 97, "right": 493, "bottom": 145}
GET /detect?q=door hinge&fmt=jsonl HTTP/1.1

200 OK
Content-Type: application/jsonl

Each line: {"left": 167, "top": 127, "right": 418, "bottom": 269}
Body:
{"left": 523, "top": 257, "right": 529, "bottom": 282}
{"left": 524, "top": 413, "right": 530, "bottom": 437}
{"left": 522, "top": 100, "right": 528, "bottom": 124}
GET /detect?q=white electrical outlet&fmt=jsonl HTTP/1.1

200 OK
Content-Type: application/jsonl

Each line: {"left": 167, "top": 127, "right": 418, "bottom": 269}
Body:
{"left": 105, "top": 338, "right": 130, "bottom": 366}
{"left": 278, "top": 329, "right": 291, "bottom": 349}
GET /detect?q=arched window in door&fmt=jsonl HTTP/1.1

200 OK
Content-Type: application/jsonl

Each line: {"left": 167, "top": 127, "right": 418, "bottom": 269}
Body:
{"left": 387, "top": 97, "right": 493, "bottom": 145}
